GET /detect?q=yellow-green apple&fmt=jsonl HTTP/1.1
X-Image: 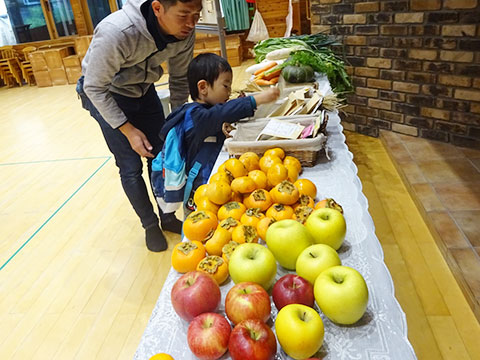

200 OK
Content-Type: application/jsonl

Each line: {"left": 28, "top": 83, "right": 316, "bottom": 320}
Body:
{"left": 305, "top": 208, "right": 346, "bottom": 250}
{"left": 170, "top": 271, "right": 221, "bottom": 322}
{"left": 275, "top": 304, "right": 324, "bottom": 359}
{"left": 266, "top": 219, "right": 313, "bottom": 270}
{"left": 314, "top": 265, "right": 369, "bottom": 325}
{"left": 272, "top": 274, "right": 314, "bottom": 310}
{"left": 296, "top": 244, "right": 342, "bottom": 285}
{"left": 225, "top": 282, "right": 271, "bottom": 325}
{"left": 228, "top": 319, "right": 277, "bottom": 360}
{"left": 228, "top": 243, "right": 277, "bottom": 290}
{"left": 187, "top": 312, "right": 231, "bottom": 360}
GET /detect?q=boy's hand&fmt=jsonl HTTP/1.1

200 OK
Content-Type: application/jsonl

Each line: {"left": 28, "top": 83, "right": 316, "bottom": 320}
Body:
{"left": 253, "top": 87, "right": 280, "bottom": 106}
{"left": 222, "top": 122, "right": 236, "bottom": 138}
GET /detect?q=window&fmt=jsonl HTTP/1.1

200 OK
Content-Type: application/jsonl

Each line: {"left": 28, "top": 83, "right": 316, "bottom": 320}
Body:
{"left": 0, "top": 0, "right": 76, "bottom": 44}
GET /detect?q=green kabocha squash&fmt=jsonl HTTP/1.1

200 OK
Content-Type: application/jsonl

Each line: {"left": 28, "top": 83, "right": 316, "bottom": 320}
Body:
{"left": 281, "top": 64, "right": 314, "bottom": 83}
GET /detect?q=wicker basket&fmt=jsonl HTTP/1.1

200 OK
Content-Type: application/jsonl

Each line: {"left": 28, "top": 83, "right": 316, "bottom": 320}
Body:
{"left": 226, "top": 115, "right": 328, "bottom": 167}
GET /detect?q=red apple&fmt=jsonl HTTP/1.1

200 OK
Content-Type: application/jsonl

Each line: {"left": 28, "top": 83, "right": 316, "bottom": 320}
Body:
{"left": 228, "top": 319, "right": 277, "bottom": 360}
{"left": 225, "top": 282, "right": 271, "bottom": 325}
{"left": 187, "top": 313, "right": 231, "bottom": 360}
{"left": 272, "top": 274, "right": 314, "bottom": 310}
{"left": 170, "top": 271, "right": 221, "bottom": 322}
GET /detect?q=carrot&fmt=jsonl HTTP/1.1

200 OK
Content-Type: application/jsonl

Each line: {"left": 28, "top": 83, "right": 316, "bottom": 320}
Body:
{"left": 253, "top": 62, "right": 277, "bottom": 76}
{"left": 264, "top": 68, "right": 281, "bottom": 81}
{"left": 269, "top": 76, "right": 280, "bottom": 84}
{"left": 255, "top": 79, "right": 273, "bottom": 86}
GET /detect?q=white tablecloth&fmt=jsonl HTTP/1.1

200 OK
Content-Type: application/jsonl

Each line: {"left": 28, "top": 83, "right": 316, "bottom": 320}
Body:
{"left": 134, "top": 113, "right": 417, "bottom": 360}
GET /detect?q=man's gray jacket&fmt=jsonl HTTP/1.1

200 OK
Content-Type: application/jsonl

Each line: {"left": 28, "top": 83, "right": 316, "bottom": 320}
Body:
{"left": 81, "top": 0, "right": 194, "bottom": 128}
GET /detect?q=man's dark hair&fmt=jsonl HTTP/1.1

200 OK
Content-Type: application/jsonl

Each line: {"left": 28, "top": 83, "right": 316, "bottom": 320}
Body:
{"left": 187, "top": 53, "right": 232, "bottom": 101}
{"left": 156, "top": 0, "right": 195, "bottom": 11}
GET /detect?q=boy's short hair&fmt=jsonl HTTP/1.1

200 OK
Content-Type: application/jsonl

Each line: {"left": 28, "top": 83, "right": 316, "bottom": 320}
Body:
{"left": 188, "top": 53, "right": 232, "bottom": 101}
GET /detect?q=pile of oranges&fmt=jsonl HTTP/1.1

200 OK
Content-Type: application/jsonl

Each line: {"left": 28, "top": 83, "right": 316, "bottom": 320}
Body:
{"left": 171, "top": 148, "right": 342, "bottom": 285}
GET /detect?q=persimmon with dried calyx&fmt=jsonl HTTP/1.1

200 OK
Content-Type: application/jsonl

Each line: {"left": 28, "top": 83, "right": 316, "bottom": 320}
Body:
{"left": 283, "top": 155, "right": 302, "bottom": 174}
{"left": 267, "top": 163, "right": 288, "bottom": 187}
{"left": 259, "top": 155, "right": 282, "bottom": 174}
{"left": 241, "top": 208, "right": 266, "bottom": 227}
{"left": 315, "top": 198, "right": 344, "bottom": 214}
{"left": 196, "top": 255, "right": 229, "bottom": 284}
{"left": 239, "top": 152, "right": 260, "bottom": 172}
{"left": 219, "top": 217, "right": 240, "bottom": 233}
{"left": 293, "top": 194, "right": 315, "bottom": 210}
{"left": 271, "top": 180, "right": 300, "bottom": 205}
{"left": 183, "top": 210, "right": 218, "bottom": 242}
{"left": 264, "top": 147, "right": 285, "bottom": 160}
{"left": 244, "top": 189, "right": 273, "bottom": 212}
{"left": 171, "top": 241, "right": 206, "bottom": 273}
{"left": 266, "top": 203, "right": 294, "bottom": 221}
{"left": 231, "top": 176, "right": 257, "bottom": 194}
{"left": 222, "top": 241, "right": 239, "bottom": 263}
{"left": 224, "top": 158, "right": 248, "bottom": 178}
{"left": 217, "top": 201, "right": 247, "bottom": 221}
{"left": 256, "top": 216, "right": 275, "bottom": 241}
{"left": 209, "top": 171, "right": 233, "bottom": 184}
{"left": 195, "top": 196, "right": 219, "bottom": 214}
{"left": 248, "top": 169, "right": 268, "bottom": 190}
{"left": 205, "top": 227, "right": 232, "bottom": 256}
{"left": 292, "top": 205, "right": 314, "bottom": 224}
{"left": 206, "top": 180, "right": 231, "bottom": 205}
{"left": 294, "top": 179, "right": 317, "bottom": 199}
{"left": 232, "top": 224, "right": 259, "bottom": 244}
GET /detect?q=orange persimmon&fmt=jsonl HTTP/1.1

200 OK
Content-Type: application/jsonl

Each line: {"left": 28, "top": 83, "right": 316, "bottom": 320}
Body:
{"left": 196, "top": 255, "right": 229, "bottom": 284}
{"left": 171, "top": 241, "right": 206, "bottom": 273}
{"left": 266, "top": 203, "right": 294, "bottom": 221}
{"left": 183, "top": 210, "right": 218, "bottom": 241}
{"left": 217, "top": 201, "right": 247, "bottom": 221}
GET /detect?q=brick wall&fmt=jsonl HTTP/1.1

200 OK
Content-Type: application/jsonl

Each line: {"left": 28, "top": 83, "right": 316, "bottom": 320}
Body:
{"left": 311, "top": 0, "right": 480, "bottom": 148}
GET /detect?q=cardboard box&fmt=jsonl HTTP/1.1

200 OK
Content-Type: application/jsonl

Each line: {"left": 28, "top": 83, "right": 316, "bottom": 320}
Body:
{"left": 29, "top": 52, "right": 48, "bottom": 72}
{"left": 65, "top": 66, "right": 82, "bottom": 84}
{"left": 74, "top": 36, "right": 93, "bottom": 58}
{"left": 49, "top": 68, "right": 68, "bottom": 85}
{"left": 44, "top": 47, "right": 74, "bottom": 69}
{"left": 62, "top": 55, "right": 80, "bottom": 68}
{"left": 33, "top": 70, "right": 52, "bottom": 87}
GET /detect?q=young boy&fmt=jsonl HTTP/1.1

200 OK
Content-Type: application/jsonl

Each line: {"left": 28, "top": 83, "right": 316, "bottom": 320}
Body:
{"left": 152, "top": 53, "right": 279, "bottom": 216}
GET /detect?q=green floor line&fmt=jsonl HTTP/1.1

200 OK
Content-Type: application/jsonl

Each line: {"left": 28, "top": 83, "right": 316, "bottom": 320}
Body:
{"left": 0, "top": 156, "right": 110, "bottom": 166}
{"left": 0, "top": 157, "right": 111, "bottom": 271}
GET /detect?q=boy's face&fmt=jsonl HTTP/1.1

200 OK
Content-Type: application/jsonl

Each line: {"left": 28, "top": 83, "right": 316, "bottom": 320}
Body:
{"left": 204, "top": 71, "right": 233, "bottom": 105}
{"left": 153, "top": 0, "right": 202, "bottom": 39}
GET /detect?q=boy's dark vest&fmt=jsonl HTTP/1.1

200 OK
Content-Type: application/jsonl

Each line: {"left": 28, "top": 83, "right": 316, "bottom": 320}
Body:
{"left": 151, "top": 103, "right": 224, "bottom": 212}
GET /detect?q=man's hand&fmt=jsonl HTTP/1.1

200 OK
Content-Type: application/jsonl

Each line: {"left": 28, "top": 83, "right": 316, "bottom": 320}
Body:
{"left": 119, "top": 122, "right": 154, "bottom": 158}
{"left": 253, "top": 87, "right": 280, "bottom": 106}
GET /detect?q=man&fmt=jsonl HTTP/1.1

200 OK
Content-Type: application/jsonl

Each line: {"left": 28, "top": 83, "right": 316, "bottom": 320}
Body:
{"left": 76, "top": 0, "right": 202, "bottom": 252}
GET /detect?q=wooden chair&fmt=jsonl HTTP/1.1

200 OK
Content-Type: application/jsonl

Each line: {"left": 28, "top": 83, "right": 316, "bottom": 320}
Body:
{"left": 0, "top": 45, "right": 16, "bottom": 59}
{"left": 0, "top": 46, "right": 23, "bottom": 87}
{"left": 20, "top": 46, "right": 37, "bottom": 85}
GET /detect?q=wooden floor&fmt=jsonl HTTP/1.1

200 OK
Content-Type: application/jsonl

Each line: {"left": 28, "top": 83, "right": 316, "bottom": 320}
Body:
{"left": 1, "top": 64, "right": 479, "bottom": 359}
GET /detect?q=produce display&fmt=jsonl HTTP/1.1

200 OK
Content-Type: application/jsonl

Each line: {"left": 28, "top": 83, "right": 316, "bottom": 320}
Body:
{"left": 251, "top": 33, "right": 352, "bottom": 94}
{"left": 157, "top": 147, "right": 370, "bottom": 360}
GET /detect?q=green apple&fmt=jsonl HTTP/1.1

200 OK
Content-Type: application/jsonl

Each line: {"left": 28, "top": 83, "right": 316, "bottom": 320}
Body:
{"left": 228, "top": 243, "right": 277, "bottom": 290}
{"left": 305, "top": 208, "right": 346, "bottom": 250}
{"left": 314, "top": 265, "right": 369, "bottom": 325}
{"left": 296, "top": 244, "right": 342, "bottom": 285}
{"left": 266, "top": 219, "right": 314, "bottom": 270}
{"left": 275, "top": 304, "right": 324, "bottom": 359}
